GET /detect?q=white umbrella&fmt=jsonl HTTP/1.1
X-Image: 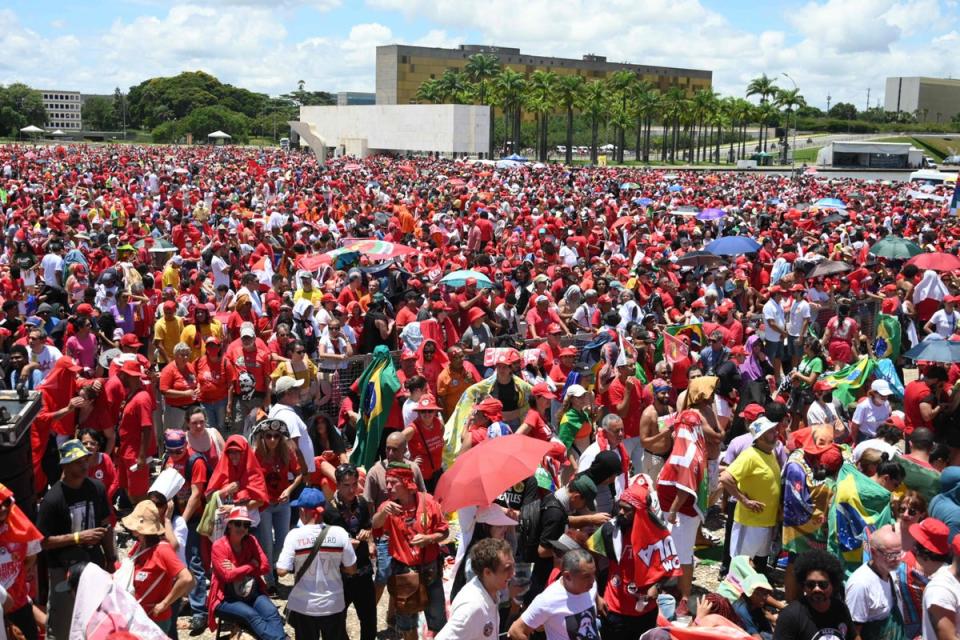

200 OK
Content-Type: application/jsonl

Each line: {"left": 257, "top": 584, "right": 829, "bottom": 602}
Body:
{"left": 207, "top": 130, "right": 231, "bottom": 139}
{"left": 19, "top": 125, "right": 44, "bottom": 134}
{"left": 51, "top": 129, "right": 65, "bottom": 136}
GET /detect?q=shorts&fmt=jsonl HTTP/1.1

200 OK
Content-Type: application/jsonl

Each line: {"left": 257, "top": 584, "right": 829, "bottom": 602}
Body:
{"left": 764, "top": 339, "right": 785, "bottom": 362}
{"left": 642, "top": 450, "right": 667, "bottom": 479}
{"left": 730, "top": 522, "right": 774, "bottom": 558}
{"left": 668, "top": 512, "right": 701, "bottom": 565}
{"left": 117, "top": 448, "right": 151, "bottom": 497}
{"left": 375, "top": 538, "right": 392, "bottom": 586}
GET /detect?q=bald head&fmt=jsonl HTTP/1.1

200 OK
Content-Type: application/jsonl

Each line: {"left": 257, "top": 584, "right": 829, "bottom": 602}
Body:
{"left": 870, "top": 524, "right": 899, "bottom": 552}
{"left": 385, "top": 431, "right": 408, "bottom": 462}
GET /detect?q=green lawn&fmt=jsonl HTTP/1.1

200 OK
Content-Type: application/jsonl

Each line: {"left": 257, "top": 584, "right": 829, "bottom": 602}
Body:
{"left": 872, "top": 135, "right": 959, "bottom": 161}
{"left": 793, "top": 147, "right": 821, "bottom": 162}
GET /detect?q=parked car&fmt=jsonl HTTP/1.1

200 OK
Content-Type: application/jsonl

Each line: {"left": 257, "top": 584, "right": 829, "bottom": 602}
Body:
{"left": 942, "top": 155, "right": 960, "bottom": 166}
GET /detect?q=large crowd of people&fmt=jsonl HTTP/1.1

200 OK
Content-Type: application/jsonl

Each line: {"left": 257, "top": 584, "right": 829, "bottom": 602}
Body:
{"left": 1, "top": 142, "right": 960, "bottom": 640}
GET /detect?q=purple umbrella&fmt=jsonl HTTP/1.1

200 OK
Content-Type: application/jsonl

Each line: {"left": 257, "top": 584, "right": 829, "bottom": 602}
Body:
{"left": 697, "top": 208, "right": 726, "bottom": 221}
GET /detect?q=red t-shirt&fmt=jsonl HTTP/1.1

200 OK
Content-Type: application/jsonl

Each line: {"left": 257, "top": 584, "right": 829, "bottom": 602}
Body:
{"left": 0, "top": 539, "right": 41, "bottom": 610}
{"left": 522, "top": 409, "right": 553, "bottom": 441}
{"left": 118, "top": 389, "right": 157, "bottom": 457}
{"left": 130, "top": 541, "right": 185, "bottom": 621}
{"left": 79, "top": 376, "right": 125, "bottom": 433}
{"left": 903, "top": 380, "right": 935, "bottom": 435}
{"left": 375, "top": 494, "right": 448, "bottom": 566}
{"left": 256, "top": 450, "right": 301, "bottom": 504}
{"left": 224, "top": 343, "right": 272, "bottom": 393}
{"left": 196, "top": 356, "right": 230, "bottom": 403}
{"left": 395, "top": 306, "right": 419, "bottom": 330}
{"left": 406, "top": 417, "right": 444, "bottom": 478}
{"left": 603, "top": 377, "right": 651, "bottom": 438}
{"left": 164, "top": 450, "right": 208, "bottom": 503}
{"left": 159, "top": 362, "right": 197, "bottom": 408}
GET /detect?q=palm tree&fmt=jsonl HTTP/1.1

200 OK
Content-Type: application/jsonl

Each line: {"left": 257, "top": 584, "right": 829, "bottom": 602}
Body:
{"left": 415, "top": 79, "right": 444, "bottom": 104}
{"left": 775, "top": 87, "right": 805, "bottom": 162}
{"left": 465, "top": 53, "right": 501, "bottom": 158}
{"left": 632, "top": 83, "right": 659, "bottom": 163}
{"left": 554, "top": 74, "right": 584, "bottom": 164}
{"left": 526, "top": 70, "right": 557, "bottom": 162}
{"left": 755, "top": 101, "right": 779, "bottom": 155}
{"left": 297, "top": 79, "right": 306, "bottom": 92}
{"left": 661, "top": 86, "right": 687, "bottom": 163}
{"left": 494, "top": 68, "right": 526, "bottom": 155}
{"left": 437, "top": 70, "right": 468, "bottom": 104}
{"left": 606, "top": 70, "right": 636, "bottom": 163}
{"left": 579, "top": 80, "right": 609, "bottom": 165}
{"left": 691, "top": 89, "right": 718, "bottom": 163}
{"left": 746, "top": 73, "right": 778, "bottom": 151}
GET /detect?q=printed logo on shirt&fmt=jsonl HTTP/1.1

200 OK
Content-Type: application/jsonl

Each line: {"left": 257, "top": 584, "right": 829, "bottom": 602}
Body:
{"left": 483, "top": 621, "right": 494, "bottom": 637}
{"left": 565, "top": 607, "right": 600, "bottom": 639}
{"left": 811, "top": 627, "right": 845, "bottom": 640}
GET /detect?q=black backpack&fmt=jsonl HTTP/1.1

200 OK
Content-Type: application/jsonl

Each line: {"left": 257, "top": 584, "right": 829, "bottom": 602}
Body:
{"left": 517, "top": 497, "right": 543, "bottom": 563}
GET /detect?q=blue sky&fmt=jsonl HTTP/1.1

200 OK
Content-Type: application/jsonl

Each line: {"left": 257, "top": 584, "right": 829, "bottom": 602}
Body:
{"left": 2, "top": 0, "right": 958, "bottom": 109}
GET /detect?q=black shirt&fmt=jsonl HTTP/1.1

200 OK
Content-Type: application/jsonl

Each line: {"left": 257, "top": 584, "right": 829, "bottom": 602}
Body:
{"left": 530, "top": 493, "right": 568, "bottom": 591}
{"left": 493, "top": 379, "right": 520, "bottom": 413}
{"left": 773, "top": 598, "right": 856, "bottom": 640}
{"left": 37, "top": 478, "right": 111, "bottom": 570}
{"left": 323, "top": 493, "right": 373, "bottom": 575}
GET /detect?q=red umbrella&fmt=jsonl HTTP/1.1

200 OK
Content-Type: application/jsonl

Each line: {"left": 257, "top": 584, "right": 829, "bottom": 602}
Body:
{"left": 434, "top": 434, "right": 554, "bottom": 513}
{"left": 907, "top": 252, "right": 960, "bottom": 272}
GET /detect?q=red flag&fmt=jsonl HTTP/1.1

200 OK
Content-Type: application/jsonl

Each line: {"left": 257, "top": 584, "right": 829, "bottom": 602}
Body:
{"left": 246, "top": 159, "right": 265, "bottom": 177}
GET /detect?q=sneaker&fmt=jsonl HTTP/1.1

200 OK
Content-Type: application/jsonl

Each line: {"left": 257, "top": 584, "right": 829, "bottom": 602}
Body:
{"left": 189, "top": 614, "right": 206, "bottom": 637}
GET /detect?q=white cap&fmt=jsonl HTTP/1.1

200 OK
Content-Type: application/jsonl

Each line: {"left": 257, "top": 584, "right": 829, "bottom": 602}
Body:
{"left": 870, "top": 379, "right": 893, "bottom": 396}
{"left": 565, "top": 384, "right": 588, "bottom": 399}
{"left": 275, "top": 375, "right": 305, "bottom": 395}
{"left": 748, "top": 417, "right": 778, "bottom": 441}
{"left": 239, "top": 322, "right": 256, "bottom": 338}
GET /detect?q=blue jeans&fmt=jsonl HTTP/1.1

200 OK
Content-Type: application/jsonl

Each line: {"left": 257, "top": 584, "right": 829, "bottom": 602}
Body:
{"left": 186, "top": 522, "right": 209, "bottom": 618}
{"left": 216, "top": 594, "right": 286, "bottom": 640}
{"left": 375, "top": 538, "right": 392, "bottom": 586}
{"left": 203, "top": 399, "right": 228, "bottom": 432}
{"left": 255, "top": 502, "right": 291, "bottom": 588}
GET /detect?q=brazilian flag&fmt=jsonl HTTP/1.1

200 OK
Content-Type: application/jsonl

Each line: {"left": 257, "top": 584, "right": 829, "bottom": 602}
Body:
{"left": 874, "top": 313, "right": 901, "bottom": 360}
{"left": 349, "top": 345, "right": 402, "bottom": 471}
{"left": 828, "top": 462, "right": 893, "bottom": 576}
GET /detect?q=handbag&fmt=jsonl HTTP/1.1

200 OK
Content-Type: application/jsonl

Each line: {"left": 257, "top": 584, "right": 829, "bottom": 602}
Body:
{"left": 387, "top": 563, "right": 431, "bottom": 615}
{"left": 282, "top": 525, "right": 328, "bottom": 620}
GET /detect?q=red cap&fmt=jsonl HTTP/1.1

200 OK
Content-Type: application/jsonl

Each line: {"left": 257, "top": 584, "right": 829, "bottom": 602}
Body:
{"left": 730, "top": 345, "right": 747, "bottom": 356}
{"left": 767, "top": 285, "right": 784, "bottom": 295}
{"left": 467, "top": 307, "right": 486, "bottom": 324}
{"left": 790, "top": 284, "right": 805, "bottom": 293}
{"left": 911, "top": 518, "right": 950, "bottom": 556}
{"left": 118, "top": 360, "right": 144, "bottom": 377}
{"left": 76, "top": 303, "right": 94, "bottom": 315}
{"left": 885, "top": 414, "right": 907, "bottom": 431}
{"left": 414, "top": 395, "right": 442, "bottom": 411}
{"left": 401, "top": 349, "right": 417, "bottom": 361}
{"left": 559, "top": 347, "right": 577, "bottom": 357}
{"left": 881, "top": 284, "right": 897, "bottom": 294}
{"left": 162, "top": 300, "right": 177, "bottom": 313}
{"left": 475, "top": 397, "right": 504, "bottom": 421}
{"left": 819, "top": 446, "right": 844, "bottom": 474}
{"left": 813, "top": 379, "right": 833, "bottom": 393}
{"left": 531, "top": 382, "right": 557, "bottom": 400}
{"left": 738, "top": 403, "right": 765, "bottom": 421}
{"left": 495, "top": 349, "right": 521, "bottom": 366}
{"left": 465, "top": 277, "right": 478, "bottom": 287}
{"left": 120, "top": 333, "right": 142, "bottom": 349}
{"left": 546, "top": 323, "right": 563, "bottom": 335}
{"left": 691, "top": 299, "right": 705, "bottom": 309}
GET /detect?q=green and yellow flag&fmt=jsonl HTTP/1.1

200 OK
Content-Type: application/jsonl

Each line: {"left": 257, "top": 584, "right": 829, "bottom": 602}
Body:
{"left": 828, "top": 462, "right": 893, "bottom": 576}
{"left": 349, "top": 345, "right": 402, "bottom": 472}
{"left": 874, "top": 313, "right": 901, "bottom": 360}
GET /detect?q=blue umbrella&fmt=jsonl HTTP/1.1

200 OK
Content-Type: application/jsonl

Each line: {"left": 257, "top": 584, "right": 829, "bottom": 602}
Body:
{"left": 439, "top": 269, "right": 494, "bottom": 289}
{"left": 668, "top": 184, "right": 684, "bottom": 192}
{"left": 697, "top": 208, "right": 726, "bottom": 221}
{"left": 633, "top": 197, "right": 653, "bottom": 206}
{"left": 620, "top": 182, "right": 640, "bottom": 190}
{"left": 903, "top": 336, "right": 960, "bottom": 363}
{"left": 814, "top": 197, "right": 846, "bottom": 209}
{"left": 705, "top": 236, "right": 762, "bottom": 256}
{"left": 504, "top": 154, "right": 528, "bottom": 162}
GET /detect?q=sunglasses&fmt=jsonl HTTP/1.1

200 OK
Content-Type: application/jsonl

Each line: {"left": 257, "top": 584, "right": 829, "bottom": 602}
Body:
{"left": 262, "top": 433, "right": 282, "bottom": 440}
{"left": 902, "top": 506, "right": 921, "bottom": 516}
{"left": 804, "top": 580, "right": 830, "bottom": 591}
{"left": 230, "top": 521, "right": 251, "bottom": 529}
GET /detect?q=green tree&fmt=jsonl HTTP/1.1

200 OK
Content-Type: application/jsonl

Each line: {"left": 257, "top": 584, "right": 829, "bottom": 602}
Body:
{"left": 126, "top": 71, "right": 269, "bottom": 129}
{"left": 0, "top": 84, "right": 46, "bottom": 135}
{"left": 828, "top": 102, "right": 857, "bottom": 120}
{"left": 554, "top": 74, "right": 585, "bottom": 164}
{"left": 178, "top": 105, "right": 250, "bottom": 143}
{"left": 112, "top": 87, "right": 127, "bottom": 134}
{"left": 465, "top": 53, "right": 500, "bottom": 158}
{"left": 437, "top": 70, "right": 468, "bottom": 104}
{"left": 606, "top": 70, "right": 636, "bottom": 162}
{"left": 415, "top": 79, "right": 444, "bottom": 104}
{"left": 775, "top": 87, "right": 805, "bottom": 161}
{"left": 494, "top": 68, "right": 526, "bottom": 155}
{"left": 81, "top": 96, "right": 117, "bottom": 130}
{"left": 746, "top": 73, "right": 778, "bottom": 150}
{"left": 526, "top": 70, "right": 557, "bottom": 162}
{"left": 578, "top": 80, "right": 609, "bottom": 164}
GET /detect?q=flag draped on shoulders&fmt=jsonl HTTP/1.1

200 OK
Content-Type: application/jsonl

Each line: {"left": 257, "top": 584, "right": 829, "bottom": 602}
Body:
{"left": 349, "top": 345, "right": 402, "bottom": 471}
{"left": 781, "top": 449, "right": 834, "bottom": 555}
{"left": 896, "top": 454, "right": 940, "bottom": 502}
{"left": 828, "top": 462, "right": 893, "bottom": 576}
{"left": 442, "top": 375, "right": 497, "bottom": 468}
{"left": 656, "top": 409, "right": 710, "bottom": 519}
{"left": 820, "top": 357, "right": 875, "bottom": 407}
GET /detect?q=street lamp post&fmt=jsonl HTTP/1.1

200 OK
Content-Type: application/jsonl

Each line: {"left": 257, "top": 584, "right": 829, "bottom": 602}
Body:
{"left": 782, "top": 73, "right": 799, "bottom": 176}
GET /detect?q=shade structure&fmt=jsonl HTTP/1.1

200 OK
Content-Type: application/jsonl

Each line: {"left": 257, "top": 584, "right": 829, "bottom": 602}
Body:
{"left": 433, "top": 434, "right": 555, "bottom": 513}
{"left": 705, "top": 236, "right": 761, "bottom": 256}
{"left": 51, "top": 129, "right": 65, "bottom": 136}
{"left": 134, "top": 237, "right": 175, "bottom": 251}
{"left": 620, "top": 182, "right": 640, "bottom": 190}
{"left": 207, "top": 130, "right": 231, "bottom": 139}
{"left": 869, "top": 236, "right": 923, "bottom": 260}
{"left": 439, "top": 269, "right": 493, "bottom": 289}
{"left": 903, "top": 336, "right": 960, "bottom": 363}
{"left": 907, "top": 252, "right": 960, "bottom": 272}
{"left": 675, "top": 250, "right": 725, "bottom": 268}
{"left": 19, "top": 125, "right": 43, "bottom": 134}
{"left": 807, "top": 260, "right": 853, "bottom": 279}
{"left": 503, "top": 154, "right": 528, "bottom": 162}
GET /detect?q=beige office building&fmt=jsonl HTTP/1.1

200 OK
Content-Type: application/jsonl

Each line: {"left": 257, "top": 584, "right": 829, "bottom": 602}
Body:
{"left": 376, "top": 44, "right": 712, "bottom": 105}
{"left": 39, "top": 90, "right": 82, "bottom": 131}
{"left": 885, "top": 77, "right": 960, "bottom": 124}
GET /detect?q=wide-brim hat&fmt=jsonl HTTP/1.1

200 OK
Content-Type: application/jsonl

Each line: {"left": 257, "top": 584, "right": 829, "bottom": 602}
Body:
{"left": 122, "top": 500, "right": 165, "bottom": 536}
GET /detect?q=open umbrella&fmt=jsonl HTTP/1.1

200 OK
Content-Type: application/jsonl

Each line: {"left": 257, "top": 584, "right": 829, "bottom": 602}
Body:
{"left": 675, "top": 251, "right": 724, "bottom": 268}
{"left": 433, "top": 434, "right": 555, "bottom": 513}
{"left": 620, "top": 182, "right": 640, "bottom": 190}
{"left": 504, "top": 154, "right": 528, "bottom": 162}
{"left": 343, "top": 163, "right": 362, "bottom": 171}
{"left": 439, "top": 269, "right": 494, "bottom": 289}
{"left": 903, "top": 336, "right": 960, "bottom": 363}
{"left": 134, "top": 237, "right": 175, "bottom": 250}
{"left": 668, "top": 184, "right": 684, "bottom": 192}
{"left": 705, "top": 236, "right": 761, "bottom": 256}
{"left": 819, "top": 213, "right": 846, "bottom": 226}
{"left": 633, "top": 197, "right": 653, "bottom": 206}
{"left": 807, "top": 260, "right": 853, "bottom": 278}
{"left": 814, "top": 197, "right": 846, "bottom": 209}
{"left": 696, "top": 208, "right": 725, "bottom": 221}
{"left": 611, "top": 216, "right": 636, "bottom": 230}
{"left": 907, "top": 252, "right": 960, "bottom": 272}
{"left": 869, "top": 237, "right": 923, "bottom": 260}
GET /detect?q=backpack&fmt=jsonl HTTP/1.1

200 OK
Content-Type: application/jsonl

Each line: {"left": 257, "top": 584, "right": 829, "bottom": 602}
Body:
{"left": 516, "top": 497, "right": 543, "bottom": 563}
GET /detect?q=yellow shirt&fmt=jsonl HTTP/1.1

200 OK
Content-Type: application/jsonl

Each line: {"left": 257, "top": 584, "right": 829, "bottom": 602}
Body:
{"left": 154, "top": 316, "right": 185, "bottom": 364}
{"left": 271, "top": 359, "right": 318, "bottom": 387}
{"left": 727, "top": 445, "right": 781, "bottom": 527}
{"left": 293, "top": 288, "right": 324, "bottom": 307}
{"left": 180, "top": 320, "right": 225, "bottom": 361}
{"left": 162, "top": 265, "right": 181, "bottom": 292}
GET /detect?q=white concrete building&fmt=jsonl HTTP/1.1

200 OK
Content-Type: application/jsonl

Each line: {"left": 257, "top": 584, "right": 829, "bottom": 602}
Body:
{"left": 39, "top": 90, "right": 82, "bottom": 131}
{"left": 289, "top": 104, "right": 490, "bottom": 161}
{"left": 815, "top": 141, "right": 924, "bottom": 168}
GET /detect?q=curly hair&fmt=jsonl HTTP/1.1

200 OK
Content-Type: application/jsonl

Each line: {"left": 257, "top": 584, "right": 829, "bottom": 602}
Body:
{"left": 792, "top": 549, "right": 845, "bottom": 593}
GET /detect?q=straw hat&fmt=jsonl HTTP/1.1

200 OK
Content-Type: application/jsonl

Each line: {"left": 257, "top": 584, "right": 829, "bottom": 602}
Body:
{"left": 121, "top": 500, "right": 165, "bottom": 536}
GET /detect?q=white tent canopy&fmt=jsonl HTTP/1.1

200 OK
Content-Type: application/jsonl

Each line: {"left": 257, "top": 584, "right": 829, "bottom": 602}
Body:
{"left": 207, "top": 130, "right": 231, "bottom": 139}
{"left": 19, "top": 125, "right": 44, "bottom": 133}
{"left": 51, "top": 129, "right": 65, "bottom": 136}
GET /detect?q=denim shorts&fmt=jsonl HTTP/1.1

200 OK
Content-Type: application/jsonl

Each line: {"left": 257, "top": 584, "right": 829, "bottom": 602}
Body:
{"left": 375, "top": 538, "right": 392, "bottom": 586}
{"left": 764, "top": 339, "right": 785, "bottom": 361}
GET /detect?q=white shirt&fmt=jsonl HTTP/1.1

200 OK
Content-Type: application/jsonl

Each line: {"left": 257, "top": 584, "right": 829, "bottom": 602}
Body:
{"left": 210, "top": 254, "right": 230, "bottom": 289}
{"left": 845, "top": 562, "right": 894, "bottom": 623}
{"left": 806, "top": 400, "right": 839, "bottom": 426}
{"left": 851, "top": 398, "right": 892, "bottom": 439}
{"left": 521, "top": 580, "right": 600, "bottom": 640}
{"left": 277, "top": 523, "right": 356, "bottom": 616}
{"left": 928, "top": 309, "right": 960, "bottom": 338}
{"left": 786, "top": 299, "right": 812, "bottom": 337}
{"left": 268, "top": 403, "right": 316, "bottom": 472}
{"left": 762, "top": 298, "right": 785, "bottom": 343}
{"left": 31, "top": 344, "right": 62, "bottom": 379}
{"left": 436, "top": 576, "right": 500, "bottom": 640}
{"left": 923, "top": 565, "right": 960, "bottom": 640}
{"left": 559, "top": 245, "right": 579, "bottom": 267}
{"left": 852, "top": 439, "right": 900, "bottom": 463}
{"left": 572, "top": 303, "right": 597, "bottom": 331}
{"left": 40, "top": 253, "right": 63, "bottom": 287}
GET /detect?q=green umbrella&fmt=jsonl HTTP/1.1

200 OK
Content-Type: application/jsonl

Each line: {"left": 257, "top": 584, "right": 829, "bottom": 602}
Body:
{"left": 134, "top": 237, "right": 176, "bottom": 251}
{"left": 869, "top": 236, "right": 922, "bottom": 259}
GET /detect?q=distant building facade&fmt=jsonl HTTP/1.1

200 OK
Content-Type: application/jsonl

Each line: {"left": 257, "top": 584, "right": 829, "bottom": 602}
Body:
{"left": 376, "top": 44, "right": 712, "bottom": 105}
{"left": 39, "top": 90, "right": 82, "bottom": 131}
{"left": 336, "top": 92, "right": 376, "bottom": 106}
{"left": 885, "top": 77, "right": 960, "bottom": 124}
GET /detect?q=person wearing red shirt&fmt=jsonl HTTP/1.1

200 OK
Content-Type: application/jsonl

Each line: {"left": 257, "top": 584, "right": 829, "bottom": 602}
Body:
{"left": 394, "top": 292, "right": 420, "bottom": 330}
{"left": 475, "top": 210, "right": 494, "bottom": 244}
{"left": 224, "top": 322, "right": 272, "bottom": 435}
{"left": 116, "top": 358, "right": 157, "bottom": 503}
{"left": 80, "top": 428, "right": 119, "bottom": 503}
{"left": 603, "top": 358, "right": 653, "bottom": 470}
{"left": 196, "top": 336, "right": 230, "bottom": 431}
{"left": 337, "top": 271, "right": 363, "bottom": 307}
{"left": 515, "top": 383, "right": 557, "bottom": 441}
{"left": 903, "top": 366, "right": 948, "bottom": 435}
{"left": 159, "top": 342, "right": 199, "bottom": 429}
{"left": 537, "top": 324, "right": 565, "bottom": 371}
{"left": 121, "top": 500, "right": 194, "bottom": 636}
{"left": 548, "top": 347, "right": 578, "bottom": 384}
{"left": 371, "top": 463, "right": 448, "bottom": 640}
{"left": 452, "top": 278, "right": 489, "bottom": 333}
{"left": 459, "top": 396, "right": 503, "bottom": 454}
{"left": 526, "top": 296, "right": 564, "bottom": 339}
{"left": 402, "top": 395, "right": 445, "bottom": 492}
{"left": 0, "top": 482, "right": 44, "bottom": 640}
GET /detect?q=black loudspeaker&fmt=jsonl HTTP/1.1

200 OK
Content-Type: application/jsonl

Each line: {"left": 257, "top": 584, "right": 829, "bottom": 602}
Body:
{"left": 0, "top": 390, "right": 42, "bottom": 520}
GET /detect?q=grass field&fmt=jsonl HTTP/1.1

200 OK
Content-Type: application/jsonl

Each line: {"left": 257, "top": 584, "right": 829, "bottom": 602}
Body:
{"left": 873, "top": 135, "right": 960, "bottom": 162}
{"left": 793, "top": 147, "right": 821, "bottom": 162}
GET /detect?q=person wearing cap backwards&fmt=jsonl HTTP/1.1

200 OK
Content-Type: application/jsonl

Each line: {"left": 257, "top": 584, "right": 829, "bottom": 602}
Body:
{"left": 845, "top": 524, "right": 904, "bottom": 639}
{"left": 850, "top": 379, "right": 894, "bottom": 443}
{"left": 153, "top": 299, "right": 184, "bottom": 367}
{"left": 403, "top": 394, "right": 446, "bottom": 491}
{"left": 37, "top": 439, "right": 115, "bottom": 640}
{"left": 719, "top": 414, "right": 783, "bottom": 575}
{"left": 372, "top": 462, "right": 449, "bottom": 640}
{"left": 276, "top": 487, "right": 357, "bottom": 640}
{"left": 925, "top": 295, "right": 960, "bottom": 339}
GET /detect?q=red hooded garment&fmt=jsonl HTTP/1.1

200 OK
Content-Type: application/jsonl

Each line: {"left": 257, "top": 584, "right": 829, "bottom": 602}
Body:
{"left": 415, "top": 337, "right": 449, "bottom": 396}
{"left": 205, "top": 435, "right": 270, "bottom": 506}
{"left": 32, "top": 357, "right": 81, "bottom": 491}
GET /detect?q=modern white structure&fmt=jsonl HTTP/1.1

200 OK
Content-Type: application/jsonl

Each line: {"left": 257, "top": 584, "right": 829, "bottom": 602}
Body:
{"left": 39, "top": 90, "right": 82, "bottom": 131}
{"left": 885, "top": 77, "right": 960, "bottom": 124}
{"left": 815, "top": 141, "right": 924, "bottom": 169}
{"left": 289, "top": 104, "right": 490, "bottom": 161}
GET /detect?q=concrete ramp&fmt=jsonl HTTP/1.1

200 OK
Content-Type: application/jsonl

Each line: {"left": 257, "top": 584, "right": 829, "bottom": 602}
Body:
{"left": 288, "top": 121, "right": 328, "bottom": 163}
